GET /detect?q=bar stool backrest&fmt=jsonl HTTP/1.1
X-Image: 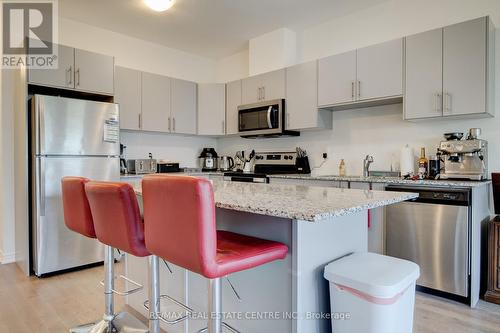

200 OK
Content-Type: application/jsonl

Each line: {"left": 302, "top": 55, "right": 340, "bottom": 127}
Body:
{"left": 85, "top": 181, "right": 150, "bottom": 257}
{"left": 142, "top": 175, "right": 217, "bottom": 277}
{"left": 61, "top": 176, "right": 96, "bottom": 238}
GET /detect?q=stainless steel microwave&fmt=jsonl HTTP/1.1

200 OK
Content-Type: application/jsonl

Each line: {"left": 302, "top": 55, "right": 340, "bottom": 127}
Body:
{"left": 238, "top": 99, "right": 299, "bottom": 138}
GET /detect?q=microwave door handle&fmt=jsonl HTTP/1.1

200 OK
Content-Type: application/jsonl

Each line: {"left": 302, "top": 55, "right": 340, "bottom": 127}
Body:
{"left": 267, "top": 106, "right": 273, "bottom": 129}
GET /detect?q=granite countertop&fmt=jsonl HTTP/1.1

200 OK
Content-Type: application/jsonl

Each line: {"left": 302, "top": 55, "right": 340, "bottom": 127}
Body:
{"left": 135, "top": 180, "right": 418, "bottom": 222}
{"left": 121, "top": 172, "right": 490, "bottom": 188}
{"left": 268, "top": 174, "right": 491, "bottom": 188}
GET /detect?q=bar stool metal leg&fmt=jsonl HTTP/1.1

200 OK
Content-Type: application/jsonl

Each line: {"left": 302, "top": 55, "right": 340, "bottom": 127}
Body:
{"left": 208, "top": 278, "right": 222, "bottom": 333}
{"left": 198, "top": 278, "right": 239, "bottom": 333}
{"left": 104, "top": 245, "right": 116, "bottom": 331}
{"left": 149, "top": 255, "right": 161, "bottom": 333}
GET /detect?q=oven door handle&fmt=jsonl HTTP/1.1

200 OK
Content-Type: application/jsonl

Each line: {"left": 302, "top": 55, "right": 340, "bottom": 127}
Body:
{"left": 266, "top": 106, "right": 273, "bottom": 129}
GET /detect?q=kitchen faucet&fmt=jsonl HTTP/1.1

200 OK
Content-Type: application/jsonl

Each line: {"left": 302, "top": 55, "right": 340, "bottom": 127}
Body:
{"left": 363, "top": 155, "right": 374, "bottom": 177}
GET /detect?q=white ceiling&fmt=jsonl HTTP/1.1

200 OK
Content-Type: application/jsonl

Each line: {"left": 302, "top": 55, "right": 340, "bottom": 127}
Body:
{"left": 59, "top": 0, "right": 388, "bottom": 59}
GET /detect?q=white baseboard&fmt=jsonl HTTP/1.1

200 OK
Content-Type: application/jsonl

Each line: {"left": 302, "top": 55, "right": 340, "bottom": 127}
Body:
{"left": 0, "top": 250, "right": 16, "bottom": 264}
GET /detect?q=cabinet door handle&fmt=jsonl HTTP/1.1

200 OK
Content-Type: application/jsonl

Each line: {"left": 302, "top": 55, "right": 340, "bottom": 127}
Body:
{"left": 75, "top": 68, "right": 80, "bottom": 86}
{"left": 222, "top": 120, "right": 225, "bottom": 134}
{"left": 262, "top": 86, "right": 265, "bottom": 100}
{"left": 173, "top": 117, "right": 176, "bottom": 132}
{"left": 444, "top": 92, "right": 452, "bottom": 114}
{"left": 67, "top": 66, "right": 73, "bottom": 85}
{"left": 257, "top": 87, "right": 261, "bottom": 101}
{"left": 351, "top": 81, "right": 355, "bottom": 99}
{"left": 434, "top": 93, "right": 443, "bottom": 113}
{"left": 437, "top": 93, "right": 443, "bottom": 113}
{"left": 357, "top": 81, "right": 361, "bottom": 99}
{"left": 138, "top": 114, "right": 142, "bottom": 128}
{"left": 168, "top": 117, "right": 171, "bottom": 131}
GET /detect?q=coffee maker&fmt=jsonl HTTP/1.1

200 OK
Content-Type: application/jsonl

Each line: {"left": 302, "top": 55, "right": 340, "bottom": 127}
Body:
{"left": 438, "top": 130, "right": 488, "bottom": 180}
{"left": 120, "top": 143, "right": 127, "bottom": 174}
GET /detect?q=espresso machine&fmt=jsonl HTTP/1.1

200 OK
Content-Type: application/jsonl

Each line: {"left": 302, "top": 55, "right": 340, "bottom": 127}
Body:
{"left": 438, "top": 129, "right": 488, "bottom": 180}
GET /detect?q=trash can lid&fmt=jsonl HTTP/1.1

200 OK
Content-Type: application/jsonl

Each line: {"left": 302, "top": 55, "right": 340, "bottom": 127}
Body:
{"left": 324, "top": 252, "right": 420, "bottom": 299}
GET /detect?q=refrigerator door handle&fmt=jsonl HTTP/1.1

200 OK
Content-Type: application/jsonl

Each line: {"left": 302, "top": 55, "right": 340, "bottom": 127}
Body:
{"left": 39, "top": 158, "right": 46, "bottom": 217}
{"left": 38, "top": 96, "right": 45, "bottom": 154}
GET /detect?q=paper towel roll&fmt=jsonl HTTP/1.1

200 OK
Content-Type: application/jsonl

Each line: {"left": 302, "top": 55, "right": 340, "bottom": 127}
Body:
{"left": 400, "top": 145, "right": 414, "bottom": 176}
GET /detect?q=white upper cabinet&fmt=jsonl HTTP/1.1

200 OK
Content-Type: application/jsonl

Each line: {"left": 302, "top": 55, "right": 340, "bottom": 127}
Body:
{"left": 405, "top": 28, "right": 444, "bottom": 119}
{"left": 356, "top": 39, "right": 403, "bottom": 100}
{"left": 171, "top": 78, "right": 197, "bottom": 135}
{"left": 29, "top": 44, "right": 75, "bottom": 89}
{"left": 74, "top": 49, "right": 114, "bottom": 95}
{"left": 241, "top": 69, "right": 285, "bottom": 104}
{"left": 318, "top": 39, "right": 403, "bottom": 108}
{"left": 241, "top": 74, "right": 262, "bottom": 105}
{"left": 258, "top": 69, "right": 286, "bottom": 101}
{"left": 28, "top": 44, "right": 114, "bottom": 95}
{"left": 141, "top": 72, "right": 171, "bottom": 132}
{"left": 442, "top": 17, "right": 490, "bottom": 116}
{"left": 318, "top": 50, "right": 357, "bottom": 106}
{"left": 115, "top": 66, "right": 142, "bottom": 130}
{"left": 198, "top": 83, "right": 226, "bottom": 136}
{"left": 405, "top": 16, "right": 494, "bottom": 120}
{"left": 225, "top": 80, "right": 241, "bottom": 135}
{"left": 286, "top": 61, "right": 331, "bottom": 130}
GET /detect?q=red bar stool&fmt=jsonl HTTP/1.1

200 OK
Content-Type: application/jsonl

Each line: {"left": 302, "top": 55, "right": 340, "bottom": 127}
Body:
{"left": 62, "top": 176, "right": 103, "bottom": 333}
{"left": 84, "top": 181, "right": 150, "bottom": 333}
{"left": 142, "top": 175, "right": 289, "bottom": 333}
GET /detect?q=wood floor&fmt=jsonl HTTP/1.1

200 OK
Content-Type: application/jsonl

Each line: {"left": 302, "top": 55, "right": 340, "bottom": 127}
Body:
{"left": 1, "top": 262, "right": 500, "bottom": 333}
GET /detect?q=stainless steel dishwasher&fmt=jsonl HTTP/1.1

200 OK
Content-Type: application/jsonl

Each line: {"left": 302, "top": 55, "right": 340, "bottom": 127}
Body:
{"left": 385, "top": 185, "right": 471, "bottom": 300}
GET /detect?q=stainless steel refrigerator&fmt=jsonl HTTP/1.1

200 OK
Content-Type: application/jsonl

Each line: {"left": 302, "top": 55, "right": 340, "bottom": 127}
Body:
{"left": 31, "top": 95, "right": 120, "bottom": 276}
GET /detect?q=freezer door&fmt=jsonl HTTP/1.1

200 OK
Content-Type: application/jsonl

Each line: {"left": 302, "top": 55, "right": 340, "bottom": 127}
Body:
{"left": 386, "top": 201, "right": 469, "bottom": 297}
{"left": 34, "top": 95, "right": 119, "bottom": 156}
{"left": 33, "top": 156, "right": 119, "bottom": 276}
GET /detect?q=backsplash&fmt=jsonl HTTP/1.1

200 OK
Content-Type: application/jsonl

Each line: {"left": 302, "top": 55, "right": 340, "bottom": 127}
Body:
{"left": 121, "top": 130, "right": 217, "bottom": 168}
{"left": 217, "top": 104, "right": 500, "bottom": 177}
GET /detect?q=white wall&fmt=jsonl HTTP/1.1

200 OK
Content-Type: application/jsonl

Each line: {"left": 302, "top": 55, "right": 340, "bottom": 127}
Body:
{"left": 216, "top": 49, "right": 249, "bottom": 83}
{"left": 59, "top": 18, "right": 216, "bottom": 83}
{"left": 1, "top": 18, "right": 219, "bottom": 265}
{"left": 0, "top": 69, "right": 16, "bottom": 264}
{"left": 249, "top": 28, "right": 297, "bottom": 76}
{"left": 299, "top": 0, "right": 500, "bottom": 63}
{"left": 217, "top": 0, "right": 500, "bottom": 177}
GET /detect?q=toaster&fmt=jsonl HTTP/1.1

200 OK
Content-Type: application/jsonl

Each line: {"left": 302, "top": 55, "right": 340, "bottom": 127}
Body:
{"left": 126, "top": 159, "right": 157, "bottom": 174}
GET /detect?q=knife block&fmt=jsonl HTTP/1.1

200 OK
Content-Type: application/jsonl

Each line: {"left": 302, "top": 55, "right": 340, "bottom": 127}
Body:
{"left": 295, "top": 156, "right": 311, "bottom": 174}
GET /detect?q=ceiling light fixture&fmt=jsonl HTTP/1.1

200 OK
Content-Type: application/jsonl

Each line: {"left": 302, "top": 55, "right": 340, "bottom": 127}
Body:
{"left": 144, "top": 0, "right": 174, "bottom": 12}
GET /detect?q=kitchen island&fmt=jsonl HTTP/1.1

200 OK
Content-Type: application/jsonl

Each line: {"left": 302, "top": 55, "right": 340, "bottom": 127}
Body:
{"left": 126, "top": 180, "right": 417, "bottom": 333}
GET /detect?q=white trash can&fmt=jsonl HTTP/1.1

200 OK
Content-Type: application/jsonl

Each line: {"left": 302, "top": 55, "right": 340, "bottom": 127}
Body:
{"left": 324, "top": 252, "right": 420, "bottom": 333}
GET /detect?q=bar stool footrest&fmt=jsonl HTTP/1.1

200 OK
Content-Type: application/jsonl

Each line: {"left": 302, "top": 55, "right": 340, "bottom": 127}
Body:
{"left": 197, "top": 322, "right": 241, "bottom": 333}
{"left": 144, "top": 294, "right": 194, "bottom": 325}
{"left": 100, "top": 275, "right": 143, "bottom": 296}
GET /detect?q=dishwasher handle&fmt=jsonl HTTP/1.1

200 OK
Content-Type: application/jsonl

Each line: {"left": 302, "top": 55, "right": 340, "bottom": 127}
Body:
{"left": 385, "top": 185, "right": 471, "bottom": 206}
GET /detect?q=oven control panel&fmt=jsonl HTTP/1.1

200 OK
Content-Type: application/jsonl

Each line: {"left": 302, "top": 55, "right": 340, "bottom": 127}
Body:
{"left": 254, "top": 152, "right": 297, "bottom": 165}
